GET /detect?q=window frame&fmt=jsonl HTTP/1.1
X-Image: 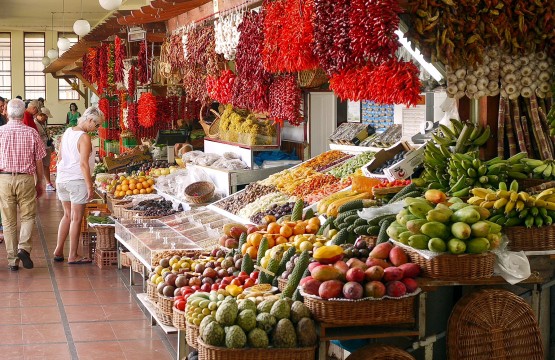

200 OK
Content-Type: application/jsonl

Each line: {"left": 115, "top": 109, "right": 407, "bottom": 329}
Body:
{"left": 24, "top": 32, "right": 46, "bottom": 100}
{"left": 57, "top": 33, "right": 80, "bottom": 100}
{"left": 0, "top": 32, "right": 12, "bottom": 99}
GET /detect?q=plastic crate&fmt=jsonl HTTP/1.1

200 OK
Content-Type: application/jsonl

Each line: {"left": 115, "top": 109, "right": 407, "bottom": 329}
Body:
{"left": 94, "top": 249, "right": 118, "bottom": 269}
{"left": 81, "top": 231, "right": 97, "bottom": 260}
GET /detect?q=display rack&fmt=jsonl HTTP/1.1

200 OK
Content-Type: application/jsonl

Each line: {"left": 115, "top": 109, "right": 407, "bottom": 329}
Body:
{"left": 204, "top": 138, "right": 280, "bottom": 168}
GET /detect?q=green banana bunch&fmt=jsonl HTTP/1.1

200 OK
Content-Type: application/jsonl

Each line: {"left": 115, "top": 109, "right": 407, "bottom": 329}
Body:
{"left": 523, "top": 158, "right": 555, "bottom": 180}
{"left": 430, "top": 119, "right": 491, "bottom": 153}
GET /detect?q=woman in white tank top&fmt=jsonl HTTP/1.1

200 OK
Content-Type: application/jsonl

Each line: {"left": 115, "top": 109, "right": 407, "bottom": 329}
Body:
{"left": 53, "top": 107, "right": 104, "bottom": 264}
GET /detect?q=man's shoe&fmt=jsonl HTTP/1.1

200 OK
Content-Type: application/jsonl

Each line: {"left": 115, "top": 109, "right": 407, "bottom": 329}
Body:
{"left": 8, "top": 265, "right": 19, "bottom": 271}
{"left": 17, "top": 249, "right": 34, "bottom": 269}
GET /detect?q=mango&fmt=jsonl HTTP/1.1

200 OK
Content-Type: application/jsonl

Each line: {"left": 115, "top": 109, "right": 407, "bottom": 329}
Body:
{"left": 451, "top": 207, "right": 481, "bottom": 224}
{"left": 399, "top": 214, "right": 419, "bottom": 226}
{"left": 470, "top": 221, "right": 490, "bottom": 238}
{"left": 449, "top": 203, "right": 469, "bottom": 211}
{"left": 426, "top": 209, "right": 453, "bottom": 223}
{"left": 468, "top": 205, "right": 490, "bottom": 220}
{"left": 487, "top": 233, "right": 502, "bottom": 249}
{"left": 404, "top": 197, "right": 432, "bottom": 206}
{"left": 406, "top": 219, "right": 428, "bottom": 234}
{"left": 424, "top": 189, "right": 447, "bottom": 204}
{"left": 421, "top": 222, "right": 450, "bottom": 240}
{"left": 388, "top": 246, "right": 408, "bottom": 266}
{"left": 447, "top": 238, "right": 466, "bottom": 254}
{"left": 386, "top": 224, "right": 408, "bottom": 241}
{"left": 428, "top": 238, "right": 447, "bottom": 252}
{"left": 408, "top": 234, "right": 430, "bottom": 250}
{"left": 484, "top": 220, "right": 502, "bottom": 234}
{"left": 398, "top": 231, "right": 412, "bottom": 244}
{"left": 313, "top": 245, "right": 344, "bottom": 264}
{"left": 449, "top": 197, "right": 463, "bottom": 204}
{"left": 408, "top": 202, "right": 434, "bottom": 219}
{"left": 369, "top": 242, "right": 393, "bottom": 259}
{"left": 451, "top": 222, "right": 472, "bottom": 240}
{"left": 396, "top": 208, "right": 410, "bottom": 223}
{"left": 467, "top": 238, "right": 490, "bottom": 254}
{"left": 435, "top": 203, "right": 451, "bottom": 211}
{"left": 311, "top": 265, "right": 343, "bottom": 282}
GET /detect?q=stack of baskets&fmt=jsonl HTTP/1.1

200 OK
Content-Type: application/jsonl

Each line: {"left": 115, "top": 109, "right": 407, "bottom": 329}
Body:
{"left": 172, "top": 308, "right": 187, "bottom": 331}
{"left": 156, "top": 294, "right": 174, "bottom": 326}
{"left": 93, "top": 221, "right": 117, "bottom": 270}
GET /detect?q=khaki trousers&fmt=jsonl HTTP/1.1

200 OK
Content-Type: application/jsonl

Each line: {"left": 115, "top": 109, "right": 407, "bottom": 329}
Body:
{"left": 0, "top": 174, "right": 37, "bottom": 266}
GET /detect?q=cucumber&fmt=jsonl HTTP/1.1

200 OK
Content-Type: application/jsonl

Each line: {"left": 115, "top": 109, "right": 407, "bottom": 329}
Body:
{"left": 377, "top": 219, "right": 394, "bottom": 244}
{"left": 336, "top": 210, "right": 359, "bottom": 223}
{"left": 379, "top": 215, "right": 396, "bottom": 226}
{"left": 388, "top": 183, "right": 418, "bottom": 203}
{"left": 337, "top": 222, "right": 350, "bottom": 230}
{"left": 344, "top": 215, "right": 359, "bottom": 225}
{"left": 338, "top": 199, "right": 364, "bottom": 213}
{"left": 281, "top": 251, "right": 310, "bottom": 299}
{"left": 367, "top": 225, "right": 380, "bottom": 235}
{"left": 331, "top": 229, "right": 349, "bottom": 245}
{"left": 368, "top": 214, "right": 394, "bottom": 226}
{"left": 354, "top": 225, "right": 369, "bottom": 235}
{"left": 394, "top": 190, "right": 423, "bottom": 203}
{"left": 353, "top": 218, "right": 367, "bottom": 227}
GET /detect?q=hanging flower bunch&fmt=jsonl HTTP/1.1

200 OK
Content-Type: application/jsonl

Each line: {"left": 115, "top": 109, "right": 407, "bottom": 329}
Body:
{"left": 137, "top": 41, "right": 149, "bottom": 85}
{"left": 127, "top": 102, "right": 139, "bottom": 134}
{"left": 269, "top": 75, "right": 303, "bottom": 126}
{"left": 232, "top": 10, "right": 271, "bottom": 113}
{"left": 262, "top": 0, "right": 319, "bottom": 72}
{"left": 137, "top": 92, "right": 157, "bottom": 128}
{"left": 214, "top": 11, "right": 243, "bottom": 61}
{"left": 206, "top": 69, "right": 236, "bottom": 104}
{"left": 114, "top": 37, "right": 125, "bottom": 84}
{"left": 87, "top": 48, "right": 98, "bottom": 84}
{"left": 107, "top": 43, "right": 115, "bottom": 88}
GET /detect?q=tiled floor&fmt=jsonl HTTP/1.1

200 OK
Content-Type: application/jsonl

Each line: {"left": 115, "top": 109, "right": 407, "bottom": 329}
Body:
{"left": 0, "top": 193, "right": 176, "bottom": 360}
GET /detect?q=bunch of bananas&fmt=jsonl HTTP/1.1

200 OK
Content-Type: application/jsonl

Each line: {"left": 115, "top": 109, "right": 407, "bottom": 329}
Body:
{"left": 523, "top": 159, "right": 555, "bottom": 180}
{"left": 422, "top": 141, "right": 451, "bottom": 190}
{"left": 446, "top": 152, "right": 529, "bottom": 197}
{"left": 468, "top": 181, "right": 555, "bottom": 228}
{"left": 431, "top": 119, "right": 491, "bottom": 154}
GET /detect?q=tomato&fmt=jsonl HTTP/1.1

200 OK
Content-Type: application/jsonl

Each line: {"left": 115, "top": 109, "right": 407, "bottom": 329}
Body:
{"left": 238, "top": 275, "right": 249, "bottom": 283}
{"left": 231, "top": 278, "right": 242, "bottom": 286}
{"left": 191, "top": 285, "right": 200, "bottom": 292}
{"left": 243, "top": 278, "right": 255, "bottom": 288}
{"left": 250, "top": 271, "right": 259, "bottom": 280}
{"left": 181, "top": 287, "right": 193, "bottom": 296}
{"left": 183, "top": 293, "right": 192, "bottom": 301}
{"left": 211, "top": 284, "right": 219, "bottom": 291}
{"left": 174, "top": 299, "right": 186, "bottom": 311}
{"left": 219, "top": 283, "right": 227, "bottom": 290}
{"left": 223, "top": 276, "right": 233, "bottom": 284}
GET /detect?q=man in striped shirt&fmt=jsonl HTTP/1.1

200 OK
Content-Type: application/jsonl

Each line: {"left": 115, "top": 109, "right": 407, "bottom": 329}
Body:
{"left": 0, "top": 98, "right": 46, "bottom": 271}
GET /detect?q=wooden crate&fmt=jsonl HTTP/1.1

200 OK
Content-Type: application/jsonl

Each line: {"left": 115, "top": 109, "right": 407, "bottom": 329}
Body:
{"left": 94, "top": 249, "right": 118, "bottom": 269}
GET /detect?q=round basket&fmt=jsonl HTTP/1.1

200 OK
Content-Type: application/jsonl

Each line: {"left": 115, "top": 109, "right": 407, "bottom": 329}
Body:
{"left": 505, "top": 224, "right": 555, "bottom": 251}
{"left": 185, "top": 181, "right": 215, "bottom": 204}
{"left": 146, "top": 280, "right": 158, "bottom": 303}
{"left": 186, "top": 322, "right": 200, "bottom": 348}
{"left": 121, "top": 207, "right": 145, "bottom": 220}
{"left": 155, "top": 306, "right": 174, "bottom": 327}
{"left": 372, "top": 186, "right": 407, "bottom": 196}
{"left": 131, "top": 257, "right": 145, "bottom": 275}
{"left": 277, "top": 277, "right": 288, "bottom": 292}
{"left": 112, "top": 200, "right": 132, "bottom": 218}
{"left": 447, "top": 289, "right": 543, "bottom": 359}
{"left": 404, "top": 247, "right": 495, "bottom": 280}
{"left": 120, "top": 251, "right": 132, "bottom": 268}
{"left": 199, "top": 104, "right": 221, "bottom": 138}
{"left": 303, "top": 294, "right": 416, "bottom": 326}
{"left": 297, "top": 68, "right": 328, "bottom": 89}
{"left": 172, "top": 308, "right": 187, "bottom": 331}
{"left": 95, "top": 226, "right": 116, "bottom": 250}
{"left": 346, "top": 344, "right": 416, "bottom": 360}
{"left": 197, "top": 339, "right": 316, "bottom": 360}
{"left": 157, "top": 294, "right": 175, "bottom": 315}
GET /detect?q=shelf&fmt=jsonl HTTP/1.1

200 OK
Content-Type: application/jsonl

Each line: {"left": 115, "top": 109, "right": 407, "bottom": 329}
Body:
{"left": 418, "top": 273, "right": 546, "bottom": 290}
{"left": 137, "top": 293, "right": 177, "bottom": 334}
{"left": 329, "top": 143, "right": 393, "bottom": 154}
{"left": 320, "top": 325, "right": 419, "bottom": 341}
{"left": 115, "top": 233, "right": 152, "bottom": 271}
{"left": 204, "top": 138, "right": 280, "bottom": 151}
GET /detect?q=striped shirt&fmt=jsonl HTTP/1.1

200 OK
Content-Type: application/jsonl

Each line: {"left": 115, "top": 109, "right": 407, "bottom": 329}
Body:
{"left": 0, "top": 120, "right": 46, "bottom": 174}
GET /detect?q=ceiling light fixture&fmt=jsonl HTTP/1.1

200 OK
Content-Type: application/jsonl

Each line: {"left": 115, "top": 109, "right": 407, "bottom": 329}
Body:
{"left": 57, "top": 0, "right": 71, "bottom": 51}
{"left": 47, "top": 13, "right": 58, "bottom": 60}
{"left": 73, "top": 0, "right": 90, "bottom": 36}
{"left": 99, "top": 0, "right": 123, "bottom": 11}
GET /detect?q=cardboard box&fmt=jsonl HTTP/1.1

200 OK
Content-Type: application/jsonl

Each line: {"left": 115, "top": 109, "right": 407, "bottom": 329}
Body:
{"left": 362, "top": 141, "right": 425, "bottom": 181}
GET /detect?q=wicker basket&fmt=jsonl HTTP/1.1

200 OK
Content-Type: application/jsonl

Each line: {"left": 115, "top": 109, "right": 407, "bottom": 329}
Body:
{"left": 120, "top": 251, "right": 132, "bottom": 268}
{"left": 298, "top": 68, "right": 328, "bottom": 88}
{"left": 199, "top": 104, "right": 221, "bottom": 139}
{"left": 172, "top": 308, "right": 187, "bottom": 330}
{"left": 155, "top": 306, "right": 174, "bottom": 326}
{"left": 95, "top": 226, "right": 116, "bottom": 250}
{"left": 404, "top": 248, "right": 495, "bottom": 280}
{"left": 345, "top": 344, "right": 416, "bottom": 360}
{"left": 112, "top": 200, "right": 132, "bottom": 218}
{"left": 447, "top": 289, "right": 543, "bottom": 359}
{"left": 147, "top": 280, "right": 158, "bottom": 303}
{"left": 505, "top": 224, "right": 555, "bottom": 251}
{"left": 197, "top": 339, "right": 316, "bottom": 360}
{"left": 277, "top": 277, "right": 288, "bottom": 292}
{"left": 517, "top": 178, "right": 550, "bottom": 191}
{"left": 186, "top": 323, "right": 200, "bottom": 348}
{"left": 131, "top": 257, "right": 145, "bottom": 275}
{"left": 121, "top": 207, "right": 145, "bottom": 220}
{"left": 133, "top": 214, "right": 162, "bottom": 222}
{"left": 157, "top": 294, "right": 175, "bottom": 314}
{"left": 185, "top": 181, "right": 215, "bottom": 204}
{"left": 372, "top": 186, "right": 407, "bottom": 196}
{"left": 304, "top": 294, "right": 416, "bottom": 326}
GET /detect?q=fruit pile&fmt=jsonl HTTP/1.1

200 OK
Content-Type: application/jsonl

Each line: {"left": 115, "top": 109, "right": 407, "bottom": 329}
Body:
{"left": 128, "top": 160, "right": 170, "bottom": 175}
{"left": 129, "top": 199, "right": 182, "bottom": 217}
{"left": 108, "top": 174, "right": 156, "bottom": 198}
{"left": 199, "top": 296, "right": 318, "bottom": 349}
{"left": 250, "top": 203, "right": 296, "bottom": 225}
{"left": 387, "top": 190, "right": 501, "bottom": 254}
{"left": 373, "top": 179, "right": 411, "bottom": 189}
{"left": 370, "top": 151, "right": 407, "bottom": 175}
{"left": 301, "top": 243, "right": 420, "bottom": 300}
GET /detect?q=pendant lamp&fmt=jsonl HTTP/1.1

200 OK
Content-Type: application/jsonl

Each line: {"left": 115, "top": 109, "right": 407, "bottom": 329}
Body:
{"left": 73, "top": 0, "right": 90, "bottom": 36}
{"left": 99, "top": 0, "right": 122, "bottom": 11}
{"left": 57, "top": 37, "right": 71, "bottom": 51}
{"left": 47, "top": 13, "right": 58, "bottom": 59}
{"left": 42, "top": 56, "right": 51, "bottom": 66}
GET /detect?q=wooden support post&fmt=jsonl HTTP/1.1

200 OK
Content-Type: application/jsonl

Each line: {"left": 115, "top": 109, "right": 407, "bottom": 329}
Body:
{"left": 65, "top": 71, "right": 100, "bottom": 98}
{"left": 63, "top": 78, "right": 86, "bottom": 99}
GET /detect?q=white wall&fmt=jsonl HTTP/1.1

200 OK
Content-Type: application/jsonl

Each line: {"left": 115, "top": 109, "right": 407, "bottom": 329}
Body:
{"left": 8, "top": 30, "right": 86, "bottom": 125}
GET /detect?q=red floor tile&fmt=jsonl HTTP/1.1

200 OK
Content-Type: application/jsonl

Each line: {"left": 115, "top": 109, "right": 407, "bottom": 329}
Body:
{"left": 18, "top": 278, "right": 53, "bottom": 292}
{"left": 19, "top": 292, "right": 58, "bottom": 307}
{"left": 95, "top": 289, "right": 133, "bottom": 304}
{"left": 120, "top": 340, "right": 172, "bottom": 360}
{"left": 65, "top": 305, "right": 106, "bottom": 322}
{"left": 20, "top": 306, "right": 61, "bottom": 324}
{"left": 56, "top": 277, "right": 93, "bottom": 291}
{"left": 60, "top": 290, "right": 99, "bottom": 306}
{"left": 0, "top": 307, "right": 22, "bottom": 325}
{"left": 110, "top": 320, "right": 161, "bottom": 341}
{"left": 0, "top": 344, "right": 24, "bottom": 359}
{"left": 102, "top": 303, "right": 144, "bottom": 321}
{"left": 70, "top": 322, "right": 116, "bottom": 342}
{"left": 21, "top": 323, "right": 67, "bottom": 344}
{"left": 75, "top": 341, "right": 125, "bottom": 360}
{"left": 0, "top": 325, "right": 24, "bottom": 345}
{"left": 22, "top": 343, "right": 71, "bottom": 360}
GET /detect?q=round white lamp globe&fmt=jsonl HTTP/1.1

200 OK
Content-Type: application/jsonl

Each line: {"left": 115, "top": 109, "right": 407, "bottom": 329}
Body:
{"left": 47, "top": 48, "right": 59, "bottom": 59}
{"left": 99, "top": 0, "right": 122, "bottom": 11}
{"left": 41, "top": 56, "right": 51, "bottom": 66}
{"left": 73, "top": 19, "right": 91, "bottom": 36}
{"left": 57, "top": 37, "right": 71, "bottom": 51}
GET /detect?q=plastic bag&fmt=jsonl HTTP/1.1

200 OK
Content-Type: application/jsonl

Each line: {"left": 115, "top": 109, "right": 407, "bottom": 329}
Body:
{"left": 494, "top": 251, "right": 531, "bottom": 284}
{"left": 438, "top": 97, "right": 460, "bottom": 131}
{"left": 223, "top": 152, "right": 241, "bottom": 160}
{"left": 357, "top": 202, "right": 405, "bottom": 220}
{"left": 182, "top": 150, "right": 204, "bottom": 163}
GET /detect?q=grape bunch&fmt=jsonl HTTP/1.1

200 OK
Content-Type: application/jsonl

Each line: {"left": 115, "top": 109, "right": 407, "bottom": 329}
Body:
{"left": 250, "top": 202, "right": 296, "bottom": 224}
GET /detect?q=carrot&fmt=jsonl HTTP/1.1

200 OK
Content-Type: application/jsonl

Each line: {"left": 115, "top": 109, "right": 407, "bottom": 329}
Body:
{"left": 497, "top": 96, "right": 506, "bottom": 158}
{"left": 504, "top": 98, "right": 517, "bottom": 157}
{"left": 511, "top": 99, "right": 528, "bottom": 155}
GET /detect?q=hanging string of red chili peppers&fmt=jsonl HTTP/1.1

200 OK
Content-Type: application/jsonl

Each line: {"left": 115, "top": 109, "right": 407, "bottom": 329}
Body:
{"left": 98, "top": 98, "right": 109, "bottom": 122}
{"left": 232, "top": 10, "right": 271, "bottom": 113}
{"left": 97, "top": 44, "right": 109, "bottom": 94}
{"left": 156, "top": 96, "right": 172, "bottom": 125}
{"left": 88, "top": 48, "right": 98, "bottom": 84}
{"left": 269, "top": 74, "right": 303, "bottom": 126}
{"left": 168, "top": 34, "right": 185, "bottom": 72}
{"left": 137, "top": 92, "right": 157, "bottom": 128}
{"left": 114, "top": 37, "right": 125, "bottom": 84}
{"left": 119, "top": 90, "right": 127, "bottom": 129}
{"left": 137, "top": 41, "right": 149, "bottom": 85}
{"left": 262, "top": 0, "right": 319, "bottom": 73}
{"left": 127, "top": 103, "right": 139, "bottom": 134}
{"left": 182, "top": 99, "right": 201, "bottom": 122}
{"left": 107, "top": 43, "right": 115, "bottom": 88}
{"left": 82, "top": 54, "right": 89, "bottom": 83}
{"left": 206, "top": 69, "right": 236, "bottom": 104}
{"left": 127, "top": 66, "right": 136, "bottom": 100}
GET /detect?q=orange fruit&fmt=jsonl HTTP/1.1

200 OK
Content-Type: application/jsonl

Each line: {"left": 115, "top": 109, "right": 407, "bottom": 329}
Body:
{"left": 251, "top": 233, "right": 263, "bottom": 248}
{"left": 241, "top": 243, "right": 249, "bottom": 255}
{"left": 125, "top": 190, "right": 132, "bottom": 195}
{"left": 305, "top": 223, "right": 319, "bottom": 234}
{"left": 146, "top": 188, "right": 153, "bottom": 194}
{"left": 279, "top": 225, "right": 293, "bottom": 238}
{"left": 133, "top": 189, "right": 140, "bottom": 195}
{"left": 293, "top": 223, "right": 306, "bottom": 235}
{"left": 139, "top": 189, "right": 146, "bottom": 194}
{"left": 129, "top": 183, "right": 136, "bottom": 190}
{"left": 129, "top": 179, "right": 136, "bottom": 184}
{"left": 266, "top": 236, "right": 275, "bottom": 248}
{"left": 246, "top": 246, "right": 257, "bottom": 259}
{"left": 275, "top": 236, "right": 288, "bottom": 245}
{"left": 308, "top": 217, "right": 321, "bottom": 227}
{"left": 122, "top": 180, "right": 129, "bottom": 185}
{"left": 142, "top": 181, "right": 149, "bottom": 188}
{"left": 116, "top": 185, "right": 122, "bottom": 191}
{"left": 136, "top": 183, "right": 143, "bottom": 190}
{"left": 121, "top": 184, "right": 129, "bottom": 192}
{"left": 138, "top": 177, "right": 146, "bottom": 183}
{"left": 267, "top": 222, "right": 281, "bottom": 234}
{"left": 147, "top": 179, "right": 155, "bottom": 186}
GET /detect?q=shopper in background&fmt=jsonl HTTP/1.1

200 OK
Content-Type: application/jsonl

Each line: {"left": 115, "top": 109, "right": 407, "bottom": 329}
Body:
{"left": 66, "top": 103, "right": 81, "bottom": 127}
{"left": 35, "top": 107, "right": 56, "bottom": 191}
{"left": 0, "top": 98, "right": 46, "bottom": 271}
{"left": 0, "top": 97, "right": 4, "bottom": 244}
{"left": 37, "top": 97, "right": 45, "bottom": 109}
{"left": 23, "top": 99, "right": 39, "bottom": 132}
{"left": 53, "top": 106, "right": 104, "bottom": 264}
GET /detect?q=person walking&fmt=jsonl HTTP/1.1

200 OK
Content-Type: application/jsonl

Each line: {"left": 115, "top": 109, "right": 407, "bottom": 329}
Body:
{"left": 23, "top": 99, "right": 39, "bottom": 132}
{"left": 35, "top": 107, "right": 56, "bottom": 191}
{"left": 53, "top": 106, "right": 103, "bottom": 264}
{"left": 0, "top": 98, "right": 46, "bottom": 271}
{"left": 66, "top": 103, "right": 81, "bottom": 127}
{"left": 0, "top": 97, "right": 5, "bottom": 244}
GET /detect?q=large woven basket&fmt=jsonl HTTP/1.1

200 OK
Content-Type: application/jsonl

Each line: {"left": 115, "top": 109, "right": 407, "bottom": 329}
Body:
{"left": 112, "top": 200, "right": 132, "bottom": 218}
{"left": 146, "top": 280, "right": 158, "bottom": 303}
{"left": 197, "top": 339, "right": 316, "bottom": 360}
{"left": 303, "top": 294, "right": 416, "bottom": 326}
{"left": 298, "top": 68, "right": 328, "bottom": 88}
{"left": 186, "top": 322, "right": 200, "bottom": 348}
{"left": 172, "top": 308, "right": 186, "bottom": 330}
{"left": 185, "top": 181, "right": 215, "bottom": 204}
{"left": 199, "top": 105, "right": 221, "bottom": 138}
{"left": 505, "top": 224, "right": 555, "bottom": 251}
{"left": 517, "top": 178, "right": 550, "bottom": 191}
{"left": 121, "top": 207, "right": 146, "bottom": 220}
{"left": 404, "top": 248, "right": 495, "bottom": 280}
{"left": 155, "top": 306, "right": 174, "bottom": 326}
{"left": 157, "top": 294, "right": 175, "bottom": 315}
{"left": 447, "top": 289, "right": 543, "bottom": 359}
{"left": 277, "top": 277, "right": 287, "bottom": 292}
{"left": 95, "top": 226, "right": 116, "bottom": 250}
{"left": 345, "top": 344, "right": 416, "bottom": 360}
{"left": 120, "top": 251, "right": 132, "bottom": 268}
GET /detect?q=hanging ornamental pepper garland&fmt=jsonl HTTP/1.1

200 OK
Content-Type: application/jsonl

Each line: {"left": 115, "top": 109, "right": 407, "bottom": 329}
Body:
{"left": 97, "top": 44, "right": 109, "bottom": 94}
{"left": 98, "top": 98, "right": 109, "bottom": 123}
{"left": 206, "top": 69, "right": 236, "bottom": 104}
{"left": 82, "top": 54, "right": 89, "bottom": 83}
{"left": 107, "top": 43, "right": 115, "bottom": 88}
{"left": 137, "top": 41, "right": 149, "bottom": 85}
{"left": 87, "top": 48, "right": 98, "bottom": 84}
{"left": 269, "top": 74, "right": 303, "bottom": 126}
{"left": 119, "top": 90, "right": 127, "bottom": 129}
{"left": 232, "top": 10, "right": 271, "bottom": 113}
{"left": 156, "top": 96, "right": 172, "bottom": 126}
{"left": 114, "top": 37, "right": 125, "bottom": 84}
{"left": 127, "top": 66, "right": 136, "bottom": 100}
{"left": 127, "top": 102, "right": 139, "bottom": 134}
{"left": 168, "top": 34, "right": 185, "bottom": 72}
{"left": 262, "top": 0, "right": 319, "bottom": 73}
{"left": 137, "top": 92, "right": 157, "bottom": 128}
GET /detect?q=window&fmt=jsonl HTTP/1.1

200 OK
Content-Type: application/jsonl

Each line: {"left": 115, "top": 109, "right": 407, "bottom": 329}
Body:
{"left": 24, "top": 33, "right": 45, "bottom": 100}
{"left": 0, "top": 33, "right": 11, "bottom": 99}
{"left": 58, "top": 33, "right": 79, "bottom": 100}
